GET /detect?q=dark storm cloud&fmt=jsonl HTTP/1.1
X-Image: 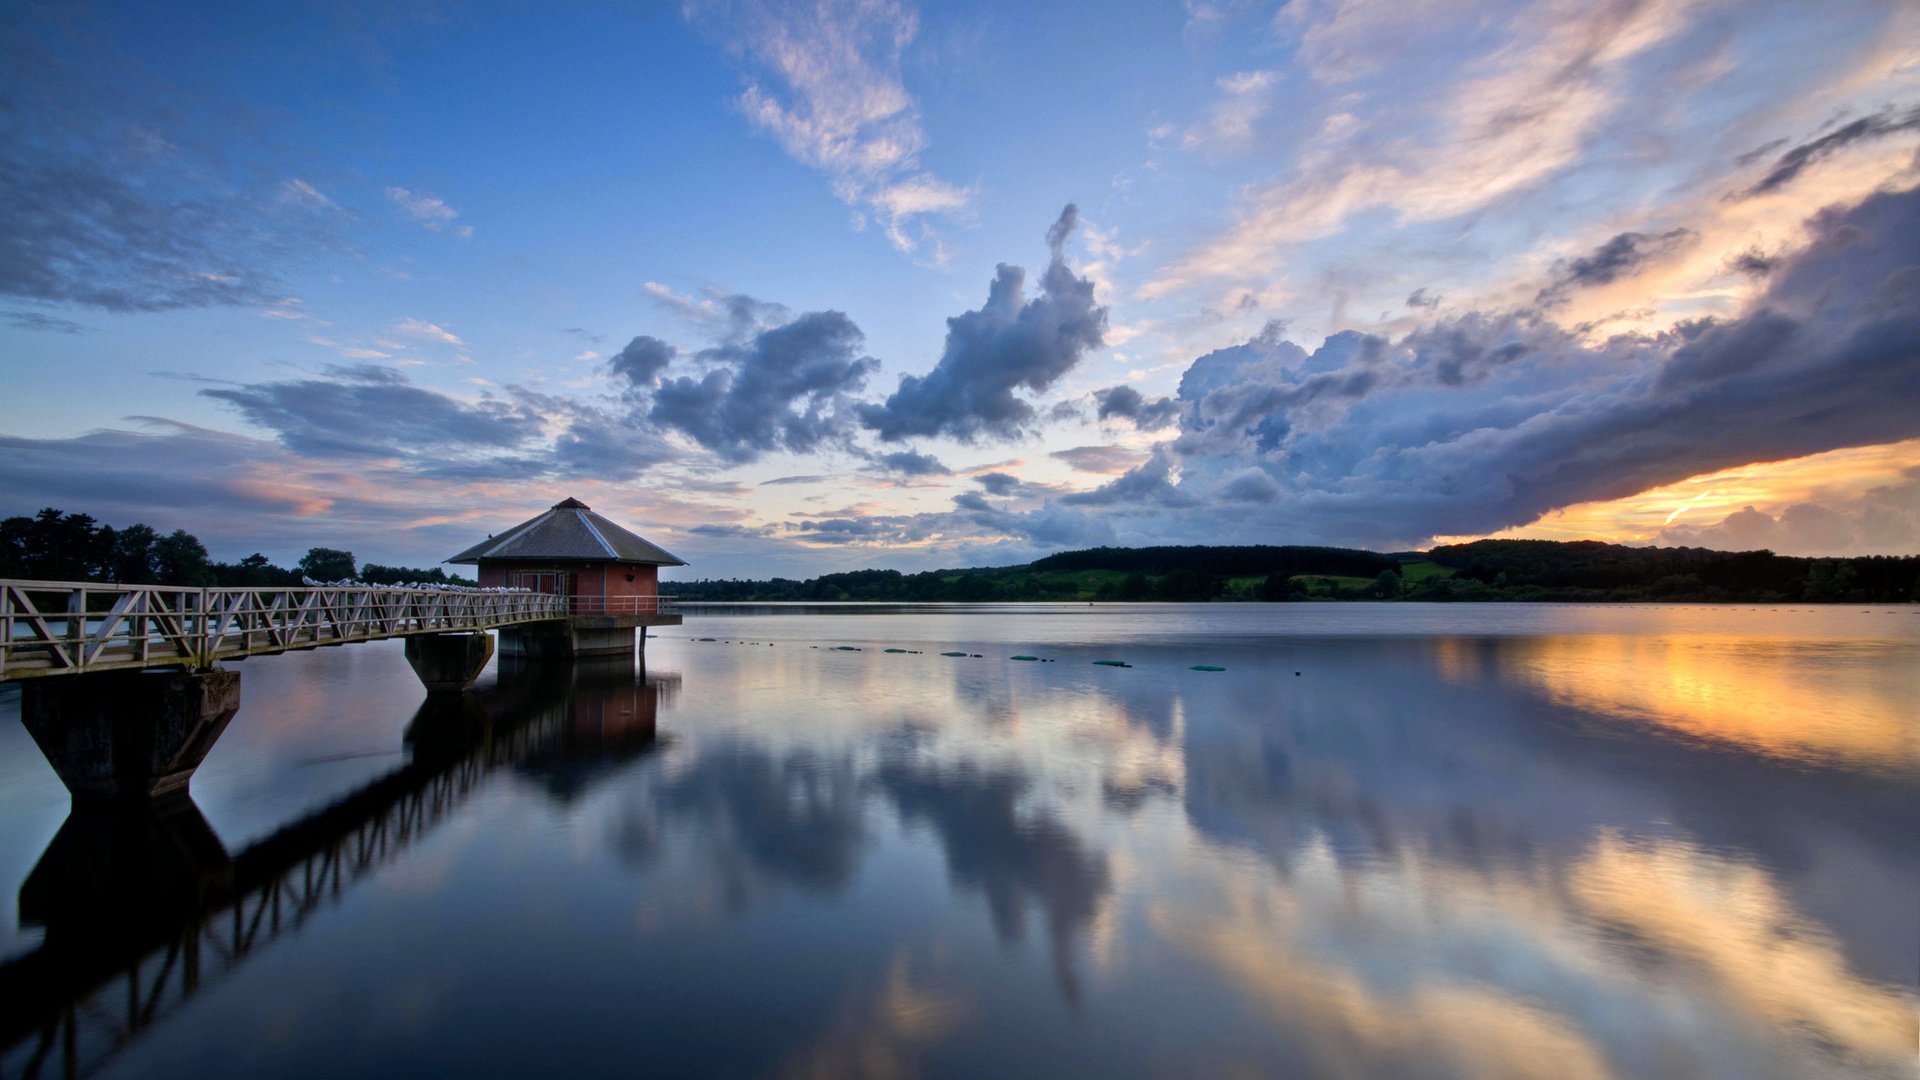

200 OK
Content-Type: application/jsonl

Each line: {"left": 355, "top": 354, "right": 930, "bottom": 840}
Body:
{"left": 873, "top": 450, "right": 951, "bottom": 476}
{"left": 1740, "top": 105, "right": 1920, "bottom": 198}
{"left": 609, "top": 335, "right": 676, "bottom": 388}
{"left": 860, "top": 205, "right": 1108, "bottom": 442}
{"left": 1157, "top": 184, "right": 1920, "bottom": 544}
{"left": 1536, "top": 227, "right": 1695, "bottom": 305}
{"left": 1093, "top": 385, "right": 1181, "bottom": 429}
{"left": 0, "top": 18, "right": 348, "bottom": 313}
{"left": 201, "top": 365, "right": 546, "bottom": 459}
{"left": 1401, "top": 312, "right": 1565, "bottom": 386}
{"left": 650, "top": 310, "right": 880, "bottom": 462}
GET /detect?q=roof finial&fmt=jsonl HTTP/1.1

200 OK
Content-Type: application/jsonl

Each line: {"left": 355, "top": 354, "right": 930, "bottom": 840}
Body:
{"left": 553, "top": 497, "right": 590, "bottom": 510}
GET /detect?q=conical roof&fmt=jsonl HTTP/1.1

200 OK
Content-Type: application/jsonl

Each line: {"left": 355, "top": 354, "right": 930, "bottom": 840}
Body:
{"left": 447, "top": 498, "right": 686, "bottom": 566}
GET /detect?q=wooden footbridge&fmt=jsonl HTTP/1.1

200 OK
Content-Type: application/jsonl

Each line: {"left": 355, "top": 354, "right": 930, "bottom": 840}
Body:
{"left": 0, "top": 580, "right": 686, "bottom": 680}
{"left": 0, "top": 579, "right": 680, "bottom": 803}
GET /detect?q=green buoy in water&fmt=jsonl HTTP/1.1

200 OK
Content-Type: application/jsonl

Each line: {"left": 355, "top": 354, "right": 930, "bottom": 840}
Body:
{"left": 1190, "top": 665, "right": 1226, "bottom": 672}
{"left": 941, "top": 651, "right": 968, "bottom": 657}
{"left": 1011, "top": 655, "right": 1039, "bottom": 661}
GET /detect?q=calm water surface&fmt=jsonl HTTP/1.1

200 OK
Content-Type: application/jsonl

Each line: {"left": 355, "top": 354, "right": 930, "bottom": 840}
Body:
{"left": 1, "top": 604, "right": 1915, "bottom": 1078}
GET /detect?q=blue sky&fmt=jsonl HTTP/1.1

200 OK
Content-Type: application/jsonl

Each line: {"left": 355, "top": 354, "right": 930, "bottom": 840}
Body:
{"left": 2, "top": 0, "right": 1917, "bottom": 578}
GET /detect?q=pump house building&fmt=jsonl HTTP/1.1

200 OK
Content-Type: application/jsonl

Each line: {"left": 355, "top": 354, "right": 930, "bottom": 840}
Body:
{"left": 447, "top": 497, "right": 684, "bottom": 657}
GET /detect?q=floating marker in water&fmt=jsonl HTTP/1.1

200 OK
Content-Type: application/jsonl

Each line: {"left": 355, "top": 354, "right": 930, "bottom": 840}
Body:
{"left": 1190, "top": 665, "right": 1226, "bottom": 672}
{"left": 834, "top": 645, "right": 862, "bottom": 651}
{"left": 885, "top": 648, "right": 908, "bottom": 653}
{"left": 698, "top": 637, "right": 716, "bottom": 642}
{"left": 1093, "top": 660, "right": 1131, "bottom": 668}
{"left": 941, "top": 651, "right": 967, "bottom": 657}
{"left": 1011, "top": 655, "right": 1039, "bottom": 661}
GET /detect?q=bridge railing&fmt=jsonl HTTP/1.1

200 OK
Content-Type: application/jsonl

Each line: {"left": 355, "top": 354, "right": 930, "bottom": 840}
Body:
{"left": 564, "top": 594, "right": 679, "bottom": 617}
{"left": 1, "top": 581, "right": 569, "bottom": 679}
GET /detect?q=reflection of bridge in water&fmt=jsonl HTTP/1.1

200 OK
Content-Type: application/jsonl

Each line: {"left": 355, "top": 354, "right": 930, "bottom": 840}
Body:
{"left": 0, "top": 659, "right": 675, "bottom": 1080}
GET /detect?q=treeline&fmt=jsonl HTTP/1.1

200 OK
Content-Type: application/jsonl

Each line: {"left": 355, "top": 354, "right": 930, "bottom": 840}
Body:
{"left": 666, "top": 539, "right": 1918, "bottom": 604}
{"left": 670, "top": 545, "right": 1415, "bottom": 603}
{"left": 1030, "top": 544, "right": 1398, "bottom": 578}
{"left": 1421, "top": 540, "right": 1918, "bottom": 602}
{"left": 0, "top": 508, "right": 474, "bottom": 588}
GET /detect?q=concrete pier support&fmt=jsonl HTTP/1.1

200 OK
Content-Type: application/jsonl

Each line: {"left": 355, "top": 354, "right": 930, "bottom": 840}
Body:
{"left": 499, "top": 617, "right": 654, "bottom": 660}
{"left": 20, "top": 670, "right": 243, "bottom": 802}
{"left": 404, "top": 632, "right": 496, "bottom": 693}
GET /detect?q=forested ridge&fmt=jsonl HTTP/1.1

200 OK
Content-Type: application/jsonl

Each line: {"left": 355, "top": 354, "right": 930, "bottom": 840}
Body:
{"left": 670, "top": 539, "right": 1919, "bottom": 603}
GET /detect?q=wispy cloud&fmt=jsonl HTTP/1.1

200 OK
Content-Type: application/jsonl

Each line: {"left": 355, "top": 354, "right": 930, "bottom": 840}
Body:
{"left": 1146, "top": 0, "right": 1704, "bottom": 297}
{"left": 392, "top": 317, "right": 464, "bottom": 346}
{"left": 692, "top": 0, "right": 971, "bottom": 255}
{"left": 385, "top": 186, "right": 473, "bottom": 237}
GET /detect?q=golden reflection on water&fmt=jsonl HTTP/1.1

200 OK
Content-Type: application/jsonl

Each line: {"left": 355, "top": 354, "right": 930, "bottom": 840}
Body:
{"left": 1159, "top": 830, "right": 1920, "bottom": 1079}
{"left": 1568, "top": 832, "right": 1919, "bottom": 1065}
{"left": 1445, "top": 635, "right": 1919, "bottom": 774}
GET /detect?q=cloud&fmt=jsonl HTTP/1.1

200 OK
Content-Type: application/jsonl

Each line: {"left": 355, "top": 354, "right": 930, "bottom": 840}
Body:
{"left": 861, "top": 206, "right": 1108, "bottom": 442}
{"left": 643, "top": 282, "right": 790, "bottom": 340}
{"left": 974, "top": 472, "right": 1021, "bottom": 496}
{"left": 392, "top": 317, "right": 464, "bottom": 346}
{"left": 4, "top": 310, "right": 89, "bottom": 333}
{"left": 874, "top": 450, "right": 950, "bottom": 476}
{"left": 0, "top": 35, "right": 337, "bottom": 311}
{"left": 1050, "top": 444, "right": 1149, "bottom": 475}
{"left": 1094, "top": 385, "right": 1182, "bottom": 430}
{"left": 760, "top": 474, "right": 828, "bottom": 486}
{"left": 609, "top": 335, "right": 677, "bottom": 389}
{"left": 1145, "top": 0, "right": 1704, "bottom": 296}
{"left": 1406, "top": 288, "right": 1441, "bottom": 310}
{"left": 650, "top": 308, "right": 880, "bottom": 462}
{"left": 1535, "top": 227, "right": 1697, "bottom": 305}
{"left": 1182, "top": 69, "right": 1279, "bottom": 153}
{"left": 692, "top": 0, "right": 970, "bottom": 255}
{"left": 200, "top": 364, "right": 548, "bottom": 462}
{"left": 1136, "top": 184, "right": 1920, "bottom": 545}
{"left": 385, "top": 186, "right": 470, "bottom": 235}
{"left": 1738, "top": 104, "right": 1920, "bottom": 198}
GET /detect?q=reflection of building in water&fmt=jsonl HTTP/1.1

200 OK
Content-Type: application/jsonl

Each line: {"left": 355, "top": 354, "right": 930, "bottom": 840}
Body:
{"left": 0, "top": 659, "right": 670, "bottom": 1080}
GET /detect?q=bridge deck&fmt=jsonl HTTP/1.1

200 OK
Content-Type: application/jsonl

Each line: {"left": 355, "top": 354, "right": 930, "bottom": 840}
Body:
{"left": 0, "top": 581, "right": 677, "bottom": 680}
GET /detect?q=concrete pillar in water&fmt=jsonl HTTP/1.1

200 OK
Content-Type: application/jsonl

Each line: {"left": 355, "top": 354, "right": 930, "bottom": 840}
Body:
{"left": 20, "top": 669, "right": 243, "bottom": 802}
{"left": 404, "top": 632, "right": 496, "bottom": 693}
{"left": 498, "top": 619, "right": 639, "bottom": 660}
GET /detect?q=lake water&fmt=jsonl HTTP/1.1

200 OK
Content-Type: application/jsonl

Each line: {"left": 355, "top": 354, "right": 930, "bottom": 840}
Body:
{"left": 1, "top": 604, "right": 1915, "bottom": 1079}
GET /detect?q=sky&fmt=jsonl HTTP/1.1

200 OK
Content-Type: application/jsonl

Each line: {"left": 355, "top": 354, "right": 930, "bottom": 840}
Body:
{"left": 1, "top": 0, "right": 1917, "bottom": 579}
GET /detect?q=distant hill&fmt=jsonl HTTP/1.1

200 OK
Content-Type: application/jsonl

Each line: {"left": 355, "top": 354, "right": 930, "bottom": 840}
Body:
{"left": 669, "top": 539, "right": 1918, "bottom": 603}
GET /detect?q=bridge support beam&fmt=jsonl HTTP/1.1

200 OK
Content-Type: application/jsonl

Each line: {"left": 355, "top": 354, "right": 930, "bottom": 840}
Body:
{"left": 20, "top": 670, "right": 242, "bottom": 802}
{"left": 404, "top": 633, "right": 495, "bottom": 693}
